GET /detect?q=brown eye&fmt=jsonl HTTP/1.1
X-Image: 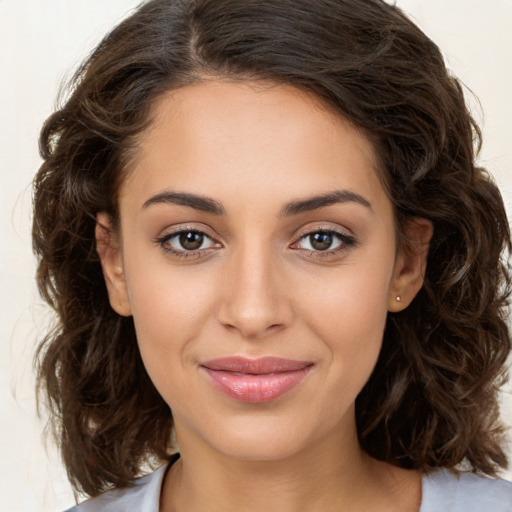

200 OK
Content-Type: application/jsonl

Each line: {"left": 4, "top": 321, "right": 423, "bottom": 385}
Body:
{"left": 309, "top": 232, "right": 334, "bottom": 251}
{"left": 293, "top": 229, "right": 356, "bottom": 255}
{"left": 158, "top": 229, "right": 217, "bottom": 253}
{"left": 179, "top": 231, "right": 204, "bottom": 250}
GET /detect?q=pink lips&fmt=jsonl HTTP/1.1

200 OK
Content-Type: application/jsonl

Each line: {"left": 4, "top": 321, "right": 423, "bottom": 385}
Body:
{"left": 200, "top": 357, "right": 313, "bottom": 404}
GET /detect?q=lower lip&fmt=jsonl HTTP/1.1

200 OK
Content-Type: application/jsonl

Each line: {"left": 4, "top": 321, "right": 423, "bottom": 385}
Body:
{"left": 201, "top": 367, "right": 312, "bottom": 403}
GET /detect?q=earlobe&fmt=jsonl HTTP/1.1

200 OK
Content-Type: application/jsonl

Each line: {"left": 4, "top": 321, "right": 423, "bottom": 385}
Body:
{"left": 95, "top": 212, "right": 132, "bottom": 317}
{"left": 388, "top": 217, "right": 433, "bottom": 312}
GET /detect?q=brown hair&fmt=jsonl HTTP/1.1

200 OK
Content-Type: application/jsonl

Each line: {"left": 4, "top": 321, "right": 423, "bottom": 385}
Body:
{"left": 33, "top": 0, "right": 511, "bottom": 497}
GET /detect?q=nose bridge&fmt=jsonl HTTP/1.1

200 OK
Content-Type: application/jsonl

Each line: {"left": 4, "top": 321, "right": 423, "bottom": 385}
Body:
{"left": 217, "top": 235, "right": 291, "bottom": 338}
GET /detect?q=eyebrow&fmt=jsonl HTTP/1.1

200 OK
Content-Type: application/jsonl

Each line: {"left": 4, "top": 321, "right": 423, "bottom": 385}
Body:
{"left": 141, "top": 189, "right": 372, "bottom": 216}
{"left": 142, "top": 191, "right": 225, "bottom": 215}
{"left": 280, "top": 190, "right": 372, "bottom": 216}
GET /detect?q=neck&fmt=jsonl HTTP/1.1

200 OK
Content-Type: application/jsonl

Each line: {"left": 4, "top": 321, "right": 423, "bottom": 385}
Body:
{"left": 161, "top": 418, "right": 421, "bottom": 512}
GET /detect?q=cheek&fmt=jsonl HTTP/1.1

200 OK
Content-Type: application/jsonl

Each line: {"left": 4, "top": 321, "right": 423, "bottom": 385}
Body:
{"left": 297, "top": 253, "right": 394, "bottom": 380}
{"left": 123, "top": 258, "right": 220, "bottom": 382}
{"left": 302, "top": 252, "right": 392, "bottom": 326}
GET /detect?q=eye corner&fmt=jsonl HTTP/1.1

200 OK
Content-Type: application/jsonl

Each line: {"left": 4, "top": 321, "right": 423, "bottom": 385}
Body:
{"left": 154, "top": 226, "right": 223, "bottom": 260}
{"left": 290, "top": 227, "right": 357, "bottom": 259}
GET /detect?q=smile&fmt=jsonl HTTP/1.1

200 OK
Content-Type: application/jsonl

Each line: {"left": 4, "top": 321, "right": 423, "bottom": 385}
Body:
{"left": 200, "top": 357, "right": 314, "bottom": 404}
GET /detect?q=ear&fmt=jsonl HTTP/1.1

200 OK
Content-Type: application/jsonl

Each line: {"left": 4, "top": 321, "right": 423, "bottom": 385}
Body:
{"left": 388, "top": 217, "right": 433, "bottom": 312}
{"left": 95, "top": 212, "right": 132, "bottom": 317}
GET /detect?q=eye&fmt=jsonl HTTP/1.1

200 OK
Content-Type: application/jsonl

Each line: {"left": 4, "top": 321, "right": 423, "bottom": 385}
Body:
{"left": 292, "top": 229, "right": 356, "bottom": 256}
{"left": 299, "top": 231, "right": 342, "bottom": 251}
{"left": 157, "top": 229, "right": 218, "bottom": 254}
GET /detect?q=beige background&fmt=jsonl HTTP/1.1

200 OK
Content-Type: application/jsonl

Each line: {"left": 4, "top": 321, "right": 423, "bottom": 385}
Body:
{"left": 1, "top": 1, "right": 511, "bottom": 511}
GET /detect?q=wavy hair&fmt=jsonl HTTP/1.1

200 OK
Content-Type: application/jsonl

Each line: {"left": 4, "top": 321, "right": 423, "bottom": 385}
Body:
{"left": 33, "top": 0, "right": 511, "bottom": 497}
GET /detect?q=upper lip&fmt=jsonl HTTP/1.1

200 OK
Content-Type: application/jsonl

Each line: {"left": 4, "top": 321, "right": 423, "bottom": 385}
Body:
{"left": 200, "top": 356, "right": 313, "bottom": 374}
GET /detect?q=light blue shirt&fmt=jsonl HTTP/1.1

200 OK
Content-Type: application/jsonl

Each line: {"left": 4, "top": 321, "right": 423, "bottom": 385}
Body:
{"left": 66, "top": 464, "right": 512, "bottom": 512}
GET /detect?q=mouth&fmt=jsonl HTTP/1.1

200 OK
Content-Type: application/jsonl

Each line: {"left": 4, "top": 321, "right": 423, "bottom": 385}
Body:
{"left": 199, "top": 356, "right": 314, "bottom": 404}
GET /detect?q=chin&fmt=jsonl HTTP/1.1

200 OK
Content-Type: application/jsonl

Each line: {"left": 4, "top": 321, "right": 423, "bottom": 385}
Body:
{"left": 213, "top": 435, "right": 309, "bottom": 462}
{"left": 186, "top": 412, "right": 330, "bottom": 462}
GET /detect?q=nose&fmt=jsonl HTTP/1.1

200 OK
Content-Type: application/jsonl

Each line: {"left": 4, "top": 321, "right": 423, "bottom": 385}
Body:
{"left": 216, "top": 243, "right": 293, "bottom": 339}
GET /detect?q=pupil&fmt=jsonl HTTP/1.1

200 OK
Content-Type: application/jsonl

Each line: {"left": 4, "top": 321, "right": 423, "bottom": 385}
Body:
{"left": 310, "top": 232, "right": 332, "bottom": 251}
{"left": 179, "top": 231, "right": 203, "bottom": 250}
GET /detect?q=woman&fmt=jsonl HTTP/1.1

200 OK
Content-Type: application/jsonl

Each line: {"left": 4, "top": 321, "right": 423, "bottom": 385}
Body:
{"left": 33, "top": 0, "right": 512, "bottom": 510}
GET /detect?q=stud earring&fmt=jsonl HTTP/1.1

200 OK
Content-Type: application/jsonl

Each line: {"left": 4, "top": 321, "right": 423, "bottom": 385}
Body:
{"left": 396, "top": 296, "right": 401, "bottom": 302}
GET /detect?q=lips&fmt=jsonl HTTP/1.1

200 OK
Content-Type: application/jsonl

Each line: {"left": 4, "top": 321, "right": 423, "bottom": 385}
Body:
{"left": 200, "top": 357, "right": 313, "bottom": 404}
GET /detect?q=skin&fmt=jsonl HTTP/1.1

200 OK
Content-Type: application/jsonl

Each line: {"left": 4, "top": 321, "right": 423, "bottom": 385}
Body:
{"left": 97, "top": 81, "right": 432, "bottom": 512}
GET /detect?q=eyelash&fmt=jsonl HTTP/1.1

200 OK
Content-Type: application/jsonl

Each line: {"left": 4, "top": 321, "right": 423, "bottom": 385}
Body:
{"left": 154, "top": 227, "right": 356, "bottom": 260}
{"left": 154, "top": 226, "right": 220, "bottom": 260}
{"left": 291, "top": 228, "right": 357, "bottom": 259}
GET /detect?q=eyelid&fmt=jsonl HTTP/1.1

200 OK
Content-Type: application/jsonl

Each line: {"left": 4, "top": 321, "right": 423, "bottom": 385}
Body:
{"left": 156, "top": 222, "right": 220, "bottom": 241}
{"left": 153, "top": 222, "right": 356, "bottom": 260}
{"left": 289, "top": 224, "right": 357, "bottom": 257}
{"left": 154, "top": 224, "right": 223, "bottom": 257}
{"left": 291, "top": 222, "right": 355, "bottom": 243}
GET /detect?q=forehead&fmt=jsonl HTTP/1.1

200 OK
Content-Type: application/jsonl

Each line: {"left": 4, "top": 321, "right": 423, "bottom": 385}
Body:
{"left": 120, "top": 80, "right": 389, "bottom": 216}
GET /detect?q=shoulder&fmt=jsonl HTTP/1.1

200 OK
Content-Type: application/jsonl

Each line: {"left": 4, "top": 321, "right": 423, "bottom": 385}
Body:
{"left": 63, "top": 464, "right": 169, "bottom": 512}
{"left": 421, "top": 469, "right": 512, "bottom": 512}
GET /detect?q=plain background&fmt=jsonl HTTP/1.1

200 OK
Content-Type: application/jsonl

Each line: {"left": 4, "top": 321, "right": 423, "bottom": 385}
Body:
{"left": 1, "top": 1, "right": 511, "bottom": 511}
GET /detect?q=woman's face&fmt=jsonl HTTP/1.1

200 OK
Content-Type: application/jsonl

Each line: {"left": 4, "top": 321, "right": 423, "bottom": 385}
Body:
{"left": 99, "top": 81, "right": 426, "bottom": 461}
